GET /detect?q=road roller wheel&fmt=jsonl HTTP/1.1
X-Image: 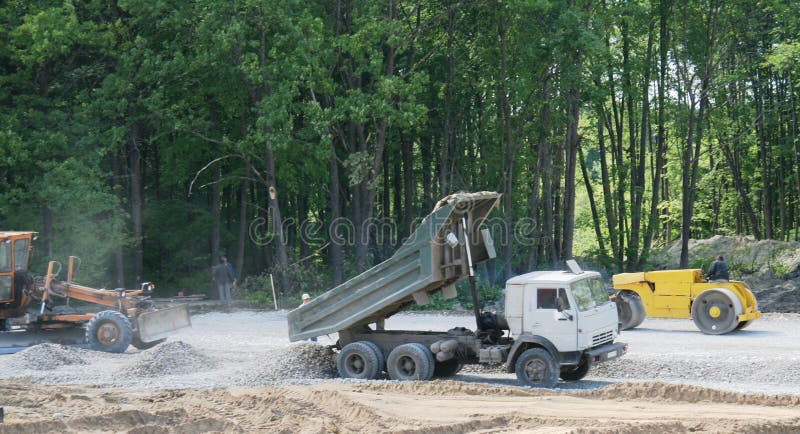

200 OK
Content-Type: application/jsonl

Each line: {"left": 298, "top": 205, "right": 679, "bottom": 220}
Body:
{"left": 691, "top": 290, "right": 739, "bottom": 335}
{"left": 616, "top": 291, "right": 646, "bottom": 330}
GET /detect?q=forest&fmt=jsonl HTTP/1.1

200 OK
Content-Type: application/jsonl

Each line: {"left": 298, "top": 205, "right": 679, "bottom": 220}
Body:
{"left": 1, "top": 0, "right": 798, "bottom": 302}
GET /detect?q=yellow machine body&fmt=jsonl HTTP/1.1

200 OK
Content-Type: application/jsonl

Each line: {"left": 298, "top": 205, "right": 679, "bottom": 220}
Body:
{"left": 612, "top": 269, "right": 761, "bottom": 323}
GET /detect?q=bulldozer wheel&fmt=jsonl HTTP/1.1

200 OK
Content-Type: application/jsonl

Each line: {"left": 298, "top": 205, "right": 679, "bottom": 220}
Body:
{"left": 691, "top": 290, "right": 739, "bottom": 335}
{"left": 86, "top": 310, "right": 133, "bottom": 353}
{"left": 560, "top": 359, "right": 590, "bottom": 381}
{"left": 616, "top": 291, "right": 646, "bottom": 330}
{"left": 387, "top": 343, "right": 434, "bottom": 381}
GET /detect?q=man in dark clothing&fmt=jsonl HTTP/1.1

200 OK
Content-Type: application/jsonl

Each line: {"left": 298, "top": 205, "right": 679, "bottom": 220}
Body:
{"left": 212, "top": 256, "right": 236, "bottom": 305}
{"left": 706, "top": 255, "right": 730, "bottom": 282}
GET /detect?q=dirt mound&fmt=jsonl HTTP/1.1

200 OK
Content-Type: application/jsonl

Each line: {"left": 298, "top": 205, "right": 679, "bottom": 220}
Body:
{"left": 0, "top": 344, "right": 88, "bottom": 371}
{"left": 665, "top": 235, "right": 800, "bottom": 275}
{"left": 123, "top": 341, "right": 216, "bottom": 377}
{"left": 245, "top": 342, "right": 336, "bottom": 385}
{"left": 360, "top": 379, "right": 540, "bottom": 397}
{"left": 578, "top": 381, "right": 800, "bottom": 407}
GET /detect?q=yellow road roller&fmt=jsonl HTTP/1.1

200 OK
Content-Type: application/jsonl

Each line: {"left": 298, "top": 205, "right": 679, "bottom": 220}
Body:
{"left": 612, "top": 269, "right": 761, "bottom": 335}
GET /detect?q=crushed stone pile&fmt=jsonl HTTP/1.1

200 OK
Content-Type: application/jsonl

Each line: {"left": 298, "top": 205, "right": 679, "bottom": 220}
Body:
{"left": 0, "top": 343, "right": 88, "bottom": 371}
{"left": 591, "top": 354, "right": 800, "bottom": 385}
{"left": 244, "top": 342, "right": 336, "bottom": 385}
{"left": 123, "top": 341, "right": 216, "bottom": 377}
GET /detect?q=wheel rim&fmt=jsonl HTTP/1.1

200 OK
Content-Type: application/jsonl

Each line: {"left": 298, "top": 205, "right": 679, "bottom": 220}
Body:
{"left": 694, "top": 292, "right": 736, "bottom": 333}
{"left": 96, "top": 322, "right": 120, "bottom": 346}
{"left": 523, "top": 358, "right": 548, "bottom": 383}
{"left": 345, "top": 353, "right": 366, "bottom": 375}
{"left": 398, "top": 355, "right": 417, "bottom": 376}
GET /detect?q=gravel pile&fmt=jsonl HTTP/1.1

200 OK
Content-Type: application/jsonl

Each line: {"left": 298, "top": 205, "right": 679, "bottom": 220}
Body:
{"left": 243, "top": 342, "right": 336, "bottom": 385}
{"left": 590, "top": 354, "right": 800, "bottom": 385}
{"left": 123, "top": 341, "right": 216, "bottom": 377}
{"left": 0, "top": 343, "right": 89, "bottom": 371}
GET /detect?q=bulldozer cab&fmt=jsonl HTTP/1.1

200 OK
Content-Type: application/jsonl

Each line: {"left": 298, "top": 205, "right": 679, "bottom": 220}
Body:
{"left": 0, "top": 232, "right": 34, "bottom": 305}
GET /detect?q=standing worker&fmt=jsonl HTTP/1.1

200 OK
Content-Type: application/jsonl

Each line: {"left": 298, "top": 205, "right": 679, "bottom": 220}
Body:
{"left": 706, "top": 255, "right": 730, "bottom": 282}
{"left": 212, "top": 256, "right": 236, "bottom": 305}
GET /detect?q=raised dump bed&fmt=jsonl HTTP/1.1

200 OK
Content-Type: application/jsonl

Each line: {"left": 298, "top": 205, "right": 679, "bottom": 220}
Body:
{"left": 288, "top": 192, "right": 501, "bottom": 341}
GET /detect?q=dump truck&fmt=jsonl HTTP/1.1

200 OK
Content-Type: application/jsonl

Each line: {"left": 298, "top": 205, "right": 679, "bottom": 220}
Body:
{"left": 288, "top": 192, "right": 626, "bottom": 388}
{"left": 1, "top": 231, "right": 191, "bottom": 354}
{"left": 612, "top": 269, "right": 761, "bottom": 335}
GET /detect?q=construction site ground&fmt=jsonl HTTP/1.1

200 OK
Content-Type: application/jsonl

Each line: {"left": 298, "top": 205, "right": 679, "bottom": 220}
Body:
{"left": 1, "top": 310, "right": 799, "bottom": 433}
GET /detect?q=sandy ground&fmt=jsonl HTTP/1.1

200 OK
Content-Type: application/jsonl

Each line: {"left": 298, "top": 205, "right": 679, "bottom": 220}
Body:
{"left": 2, "top": 310, "right": 800, "bottom": 433}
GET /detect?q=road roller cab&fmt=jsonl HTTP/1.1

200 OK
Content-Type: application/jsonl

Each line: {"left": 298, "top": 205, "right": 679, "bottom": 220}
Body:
{"left": 612, "top": 269, "right": 761, "bottom": 334}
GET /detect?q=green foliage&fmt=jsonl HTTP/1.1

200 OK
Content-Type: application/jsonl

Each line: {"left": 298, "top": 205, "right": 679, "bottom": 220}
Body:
{"left": 1, "top": 0, "right": 798, "bottom": 295}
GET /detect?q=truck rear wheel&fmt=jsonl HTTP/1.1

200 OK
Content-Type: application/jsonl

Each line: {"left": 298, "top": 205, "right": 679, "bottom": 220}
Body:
{"left": 515, "top": 348, "right": 558, "bottom": 388}
{"left": 337, "top": 342, "right": 382, "bottom": 380}
{"left": 387, "top": 343, "right": 434, "bottom": 381}
{"left": 361, "top": 341, "right": 385, "bottom": 373}
{"left": 559, "top": 359, "right": 590, "bottom": 381}
{"left": 616, "top": 291, "right": 646, "bottom": 330}
{"left": 433, "top": 359, "right": 463, "bottom": 378}
{"left": 85, "top": 310, "right": 133, "bottom": 353}
{"left": 691, "top": 290, "right": 739, "bottom": 335}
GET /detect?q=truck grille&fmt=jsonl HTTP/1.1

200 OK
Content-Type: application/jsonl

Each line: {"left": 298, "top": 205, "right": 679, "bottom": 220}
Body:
{"left": 592, "top": 330, "right": 614, "bottom": 347}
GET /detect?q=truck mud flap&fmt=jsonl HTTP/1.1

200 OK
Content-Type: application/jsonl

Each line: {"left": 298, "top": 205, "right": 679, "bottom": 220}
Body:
{"left": 136, "top": 305, "right": 191, "bottom": 343}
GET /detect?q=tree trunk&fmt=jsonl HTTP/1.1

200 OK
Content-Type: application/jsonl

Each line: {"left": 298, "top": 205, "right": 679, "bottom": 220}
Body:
{"left": 329, "top": 143, "right": 343, "bottom": 285}
{"left": 402, "top": 136, "right": 413, "bottom": 240}
{"left": 640, "top": 2, "right": 670, "bottom": 268}
{"left": 110, "top": 145, "right": 126, "bottom": 287}
{"left": 579, "top": 144, "right": 605, "bottom": 253}
{"left": 129, "top": 120, "right": 144, "bottom": 284}
{"left": 235, "top": 159, "right": 250, "bottom": 280}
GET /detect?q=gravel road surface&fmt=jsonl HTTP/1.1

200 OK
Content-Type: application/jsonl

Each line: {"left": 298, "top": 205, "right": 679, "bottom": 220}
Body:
{"left": 1, "top": 309, "right": 798, "bottom": 394}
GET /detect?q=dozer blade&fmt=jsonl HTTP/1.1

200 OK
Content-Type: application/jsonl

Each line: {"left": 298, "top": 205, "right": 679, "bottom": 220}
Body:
{"left": 136, "top": 304, "right": 191, "bottom": 343}
{"left": 0, "top": 327, "right": 87, "bottom": 354}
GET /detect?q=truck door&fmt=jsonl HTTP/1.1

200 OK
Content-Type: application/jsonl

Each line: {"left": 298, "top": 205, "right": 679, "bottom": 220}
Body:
{"left": 524, "top": 285, "right": 577, "bottom": 352}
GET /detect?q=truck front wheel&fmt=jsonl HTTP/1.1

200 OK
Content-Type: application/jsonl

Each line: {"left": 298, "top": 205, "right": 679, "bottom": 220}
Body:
{"left": 337, "top": 342, "right": 382, "bottom": 380}
{"left": 515, "top": 348, "right": 558, "bottom": 388}
{"left": 387, "top": 343, "right": 434, "bottom": 381}
{"left": 559, "top": 359, "right": 590, "bottom": 381}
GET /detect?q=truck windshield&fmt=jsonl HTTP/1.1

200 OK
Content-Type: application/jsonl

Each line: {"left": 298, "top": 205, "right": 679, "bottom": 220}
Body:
{"left": 571, "top": 277, "right": 610, "bottom": 311}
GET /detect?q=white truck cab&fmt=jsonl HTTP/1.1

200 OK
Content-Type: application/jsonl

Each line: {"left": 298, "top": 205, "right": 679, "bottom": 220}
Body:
{"left": 503, "top": 267, "right": 626, "bottom": 386}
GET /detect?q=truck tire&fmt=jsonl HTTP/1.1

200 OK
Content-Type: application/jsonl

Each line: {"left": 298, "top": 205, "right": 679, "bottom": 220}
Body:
{"left": 691, "top": 290, "right": 739, "bottom": 335}
{"left": 616, "top": 291, "right": 646, "bottom": 330}
{"left": 387, "top": 343, "right": 434, "bottom": 381}
{"left": 559, "top": 359, "right": 590, "bottom": 381}
{"left": 337, "top": 342, "right": 382, "bottom": 380}
{"left": 361, "top": 341, "right": 386, "bottom": 374}
{"left": 85, "top": 310, "right": 133, "bottom": 353}
{"left": 433, "top": 359, "right": 463, "bottom": 378}
{"left": 515, "top": 348, "right": 559, "bottom": 388}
